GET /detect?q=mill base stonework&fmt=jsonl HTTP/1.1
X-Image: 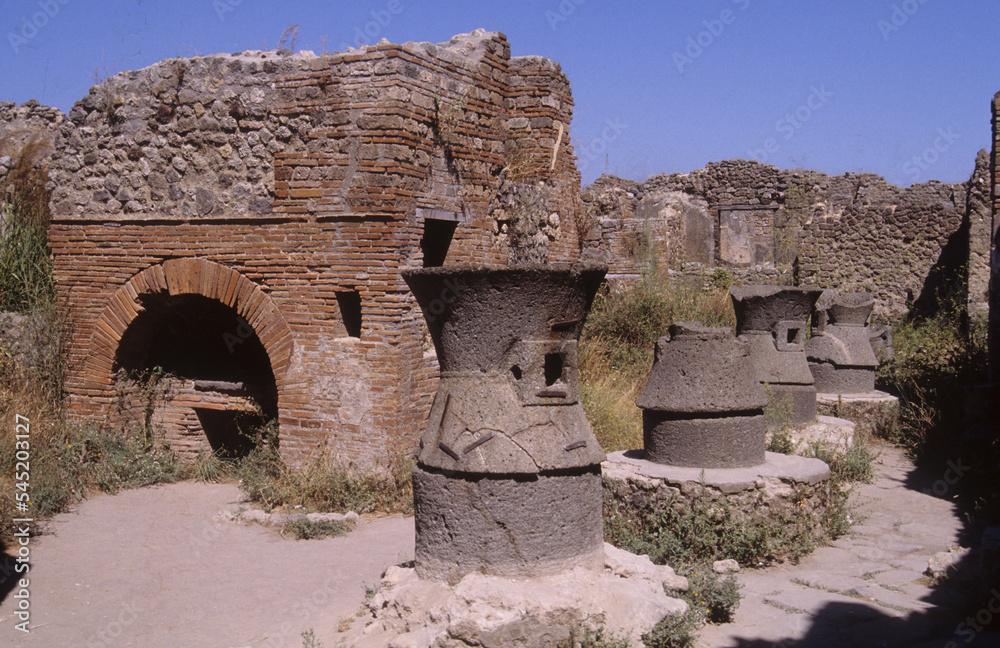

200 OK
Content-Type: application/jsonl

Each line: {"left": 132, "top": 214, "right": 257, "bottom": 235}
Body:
{"left": 411, "top": 465, "right": 604, "bottom": 583}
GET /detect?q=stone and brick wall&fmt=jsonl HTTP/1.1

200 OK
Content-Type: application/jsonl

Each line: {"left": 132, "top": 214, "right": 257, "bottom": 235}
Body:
{"left": 990, "top": 91, "right": 1000, "bottom": 382}
{"left": 24, "top": 30, "right": 585, "bottom": 465}
{"left": 584, "top": 158, "right": 991, "bottom": 320}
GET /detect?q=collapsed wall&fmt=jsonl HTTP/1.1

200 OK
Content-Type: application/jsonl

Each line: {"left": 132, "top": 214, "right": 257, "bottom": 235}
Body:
{"left": 584, "top": 158, "right": 991, "bottom": 320}
{"left": 16, "top": 30, "right": 587, "bottom": 464}
{"left": 0, "top": 100, "right": 65, "bottom": 166}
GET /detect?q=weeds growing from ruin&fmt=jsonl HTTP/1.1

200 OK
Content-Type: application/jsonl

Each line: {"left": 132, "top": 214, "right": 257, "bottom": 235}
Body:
{"left": 281, "top": 517, "right": 355, "bottom": 541}
{"left": 878, "top": 311, "right": 999, "bottom": 523}
{"left": 639, "top": 569, "right": 741, "bottom": 648}
{"left": 234, "top": 443, "right": 414, "bottom": 516}
{"left": 571, "top": 626, "right": 632, "bottom": 648}
{"left": 603, "top": 478, "right": 821, "bottom": 571}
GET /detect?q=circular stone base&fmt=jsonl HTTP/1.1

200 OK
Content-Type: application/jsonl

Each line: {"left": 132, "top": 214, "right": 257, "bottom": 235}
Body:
{"left": 412, "top": 465, "right": 604, "bottom": 584}
{"left": 342, "top": 545, "right": 688, "bottom": 648}
{"left": 809, "top": 363, "right": 876, "bottom": 394}
{"left": 816, "top": 391, "right": 900, "bottom": 428}
{"left": 643, "top": 412, "right": 766, "bottom": 469}
{"left": 602, "top": 450, "right": 831, "bottom": 547}
{"left": 782, "top": 415, "right": 856, "bottom": 454}
{"left": 604, "top": 450, "right": 829, "bottom": 493}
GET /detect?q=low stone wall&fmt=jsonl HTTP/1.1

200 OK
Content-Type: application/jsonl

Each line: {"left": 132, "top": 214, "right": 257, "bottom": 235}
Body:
{"left": 603, "top": 451, "right": 832, "bottom": 554}
{"left": 816, "top": 392, "right": 901, "bottom": 434}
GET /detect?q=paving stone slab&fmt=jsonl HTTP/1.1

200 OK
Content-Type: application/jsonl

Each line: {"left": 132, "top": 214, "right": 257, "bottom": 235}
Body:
{"left": 764, "top": 588, "right": 888, "bottom": 620}
{"left": 873, "top": 568, "right": 925, "bottom": 588}
{"left": 790, "top": 570, "right": 869, "bottom": 593}
{"left": 850, "top": 583, "right": 938, "bottom": 613}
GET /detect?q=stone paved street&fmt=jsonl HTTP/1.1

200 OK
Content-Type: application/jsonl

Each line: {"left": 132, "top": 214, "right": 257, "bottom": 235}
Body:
{"left": 698, "top": 444, "right": 1000, "bottom": 648}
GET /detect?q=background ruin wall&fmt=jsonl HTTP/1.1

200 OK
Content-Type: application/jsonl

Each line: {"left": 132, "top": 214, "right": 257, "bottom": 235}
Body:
{"left": 584, "top": 158, "right": 993, "bottom": 320}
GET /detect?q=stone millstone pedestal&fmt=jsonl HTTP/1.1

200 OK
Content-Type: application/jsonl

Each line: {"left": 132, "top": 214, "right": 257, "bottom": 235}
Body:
{"left": 730, "top": 285, "right": 823, "bottom": 427}
{"left": 603, "top": 325, "right": 831, "bottom": 570}
{"left": 403, "top": 264, "right": 608, "bottom": 584}
{"left": 806, "top": 291, "right": 880, "bottom": 394}
{"left": 637, "top": 323, "right": 768, "bottom": 469}
{"left": 807, "top": 291, "right": 900, "bottom": 434}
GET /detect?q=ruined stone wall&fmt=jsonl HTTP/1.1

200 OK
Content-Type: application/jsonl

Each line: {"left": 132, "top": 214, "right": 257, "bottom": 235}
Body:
{"left": 32, "top": 30, "right": 586, "bottom": 464}
{"left": 0, "top": 100, "right": 65, "bottom": 181}
{"left": 584, "top": 159, "right": 987, "bottom": 320}
{"left": 990, "top": 91, "right": 1000, "bottom": 382}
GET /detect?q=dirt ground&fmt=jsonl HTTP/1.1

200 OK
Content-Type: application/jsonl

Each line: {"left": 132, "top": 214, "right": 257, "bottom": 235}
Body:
{"left": 0, "top": 482, "right": 414, "bottom": 648}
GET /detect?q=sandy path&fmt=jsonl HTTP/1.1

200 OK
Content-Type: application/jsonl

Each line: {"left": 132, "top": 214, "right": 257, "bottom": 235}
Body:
{"left": 0, "top": 482, "right": 414, "bottom": 648}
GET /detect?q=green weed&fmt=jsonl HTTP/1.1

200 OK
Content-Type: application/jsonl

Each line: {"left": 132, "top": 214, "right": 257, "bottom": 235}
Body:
{"left": 281, "top": 517, "right": 355, "bottom": 541}
{"left": 236, "top": 443, "right": 413, "bottom": 516}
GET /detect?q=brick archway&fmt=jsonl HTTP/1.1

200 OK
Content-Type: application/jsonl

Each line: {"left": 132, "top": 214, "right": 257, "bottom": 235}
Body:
{"left": 85, "top": 258, "right": 293, "bottom": 389}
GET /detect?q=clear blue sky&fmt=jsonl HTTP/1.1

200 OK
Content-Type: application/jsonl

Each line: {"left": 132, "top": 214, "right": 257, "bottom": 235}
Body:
{"left": 2, "top": 0, "right": 998, "bottom": 188}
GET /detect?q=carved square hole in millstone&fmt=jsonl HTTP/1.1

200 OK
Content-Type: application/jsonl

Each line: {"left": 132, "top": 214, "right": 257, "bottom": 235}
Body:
{"left": 775, "top": 320, "right": 805, "bottom": 351}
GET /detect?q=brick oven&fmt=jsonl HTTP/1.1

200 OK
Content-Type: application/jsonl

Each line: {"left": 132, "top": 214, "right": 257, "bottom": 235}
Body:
{"left": 43, "top": 30, "right": 586, "bottom": 464}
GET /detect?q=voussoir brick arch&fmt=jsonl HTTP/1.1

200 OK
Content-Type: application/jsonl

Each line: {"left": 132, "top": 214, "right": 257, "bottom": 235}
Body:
{"left": 85, "top": 258, "right": 294, "bottom": 389}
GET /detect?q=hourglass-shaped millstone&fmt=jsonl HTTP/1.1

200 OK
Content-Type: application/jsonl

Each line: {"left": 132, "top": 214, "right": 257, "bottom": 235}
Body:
{"left": 730, "top": 285, "right": 823, "bottom": 427}
{"left": 637, "top": 323, "right": 769, "bottom": 468}
{"left": 806, "top": 291, "right": 880, "bottom": 393}
{"left": 402, "top": 264, "right": 608, "bottom": 583}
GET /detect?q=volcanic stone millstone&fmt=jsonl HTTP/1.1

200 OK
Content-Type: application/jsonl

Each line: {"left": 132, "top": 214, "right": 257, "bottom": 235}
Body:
{"left": 412, "top": 464, "right": 605, "bottom": 584}
{"left": 403, "top": 264, "right": 609, "bottom": 583}
{"left": 643, "top": 413, "right": 767, "bottom": 469}
{"left": 730, "top": 286, "right": 822, "bottom": 427}
{"left": 807, "top": 291, "right": 880, "bottom": 394}
{"left": 402, "top": 264, "right": 608, "bottom": 473}
{"left": 637, "top": 323, "right": 768, "bottom": 469}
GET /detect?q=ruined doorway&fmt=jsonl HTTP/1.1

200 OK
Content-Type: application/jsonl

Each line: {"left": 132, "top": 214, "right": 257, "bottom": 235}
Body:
{"left": 114, "top": 293, "right": 279, "bottom": 458}
{"left": 716, "top": 205, "right": 780, "bottom": 266}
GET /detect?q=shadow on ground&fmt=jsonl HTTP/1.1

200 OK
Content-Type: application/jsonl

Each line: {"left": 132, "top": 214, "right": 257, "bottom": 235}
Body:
{"left": 720, "top": 453, "right": 1000, "bottom": 648}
